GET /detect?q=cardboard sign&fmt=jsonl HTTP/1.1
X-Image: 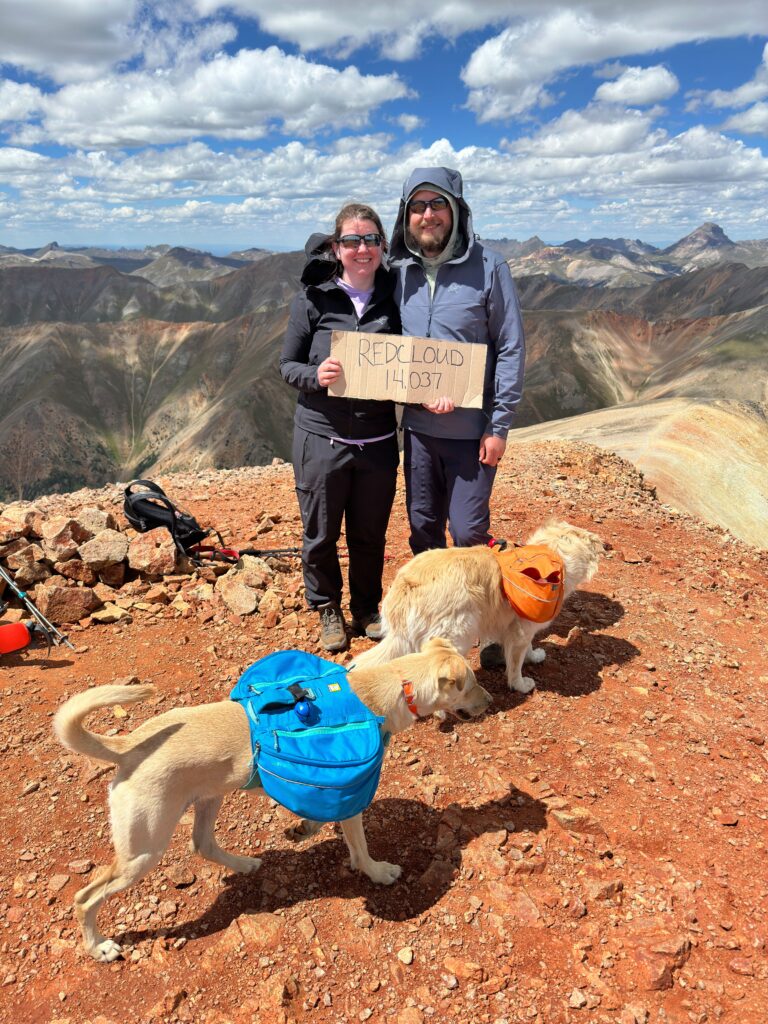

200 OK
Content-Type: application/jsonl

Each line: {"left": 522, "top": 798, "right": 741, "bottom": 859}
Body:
{"left": 328, "top": 331, "right": 486, "bottom": 408}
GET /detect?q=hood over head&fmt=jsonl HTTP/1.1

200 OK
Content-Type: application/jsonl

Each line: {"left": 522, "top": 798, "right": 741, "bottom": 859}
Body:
{"left": 389, "top": 166, "right": 474, "bottom": 264}
{"left": 300, "top": 232, "right": 338, "bottom": 286}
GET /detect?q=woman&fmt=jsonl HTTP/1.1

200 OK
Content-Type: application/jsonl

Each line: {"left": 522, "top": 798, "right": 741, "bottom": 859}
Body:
{"left": 280, "top": 203, "right": 400, "bottom": 652}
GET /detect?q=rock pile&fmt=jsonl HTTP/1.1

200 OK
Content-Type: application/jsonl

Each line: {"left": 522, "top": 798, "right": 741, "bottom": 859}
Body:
{"left": 0, "top": 500, "right": 301, "bottom": 628}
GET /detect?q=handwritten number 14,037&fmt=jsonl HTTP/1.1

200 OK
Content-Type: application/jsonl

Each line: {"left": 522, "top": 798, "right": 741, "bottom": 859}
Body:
{"left": 386, "top": 369, "right": 442, "bottom": 390}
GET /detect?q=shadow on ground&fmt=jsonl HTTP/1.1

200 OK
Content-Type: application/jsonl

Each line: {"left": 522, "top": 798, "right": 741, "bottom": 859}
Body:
{"left": 474, "top": 590, "right": 637, "bottom": 706}
{"left": 118, "top": 790, "right": 547, "bottom": 948}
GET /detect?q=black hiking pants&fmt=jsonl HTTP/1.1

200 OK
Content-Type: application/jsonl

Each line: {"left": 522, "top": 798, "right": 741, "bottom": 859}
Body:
{"left": 292, "top": 426, "right": 398, "bottom": 619}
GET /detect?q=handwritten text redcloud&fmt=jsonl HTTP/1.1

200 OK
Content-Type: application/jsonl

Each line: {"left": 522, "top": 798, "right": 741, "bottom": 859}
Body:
{"left": 328, "top": 331, "right": 486, "bottom": 409}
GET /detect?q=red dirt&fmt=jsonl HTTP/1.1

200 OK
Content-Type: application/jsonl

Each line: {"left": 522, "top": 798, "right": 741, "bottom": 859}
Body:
{"left": 1, "top": 440, "right": 766, "bottom": 1024}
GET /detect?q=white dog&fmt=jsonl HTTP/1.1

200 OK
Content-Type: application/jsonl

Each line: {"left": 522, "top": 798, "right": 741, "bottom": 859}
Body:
{"left": 353, "top": 521, "right": 603, "bottom": 694}
{"left": 54, "top": 639, "right": 490, "bottom": 963}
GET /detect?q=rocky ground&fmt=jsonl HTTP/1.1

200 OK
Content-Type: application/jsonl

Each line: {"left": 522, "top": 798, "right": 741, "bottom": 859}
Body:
{"left": 0, "top": 441, "right": 766, "bottom": 1024}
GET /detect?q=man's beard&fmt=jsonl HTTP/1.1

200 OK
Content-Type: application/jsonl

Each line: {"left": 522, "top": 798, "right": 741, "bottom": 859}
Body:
{"left": 406, "top": 222, "right": 451, "bottom": 258}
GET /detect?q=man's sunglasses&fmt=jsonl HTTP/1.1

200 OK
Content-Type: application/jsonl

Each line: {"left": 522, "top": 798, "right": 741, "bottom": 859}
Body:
{"left": 408, "top": 196, "right": 449, "bottom": 215}
{"left": 337, "top": 233, "right": 382, "bottom": 249}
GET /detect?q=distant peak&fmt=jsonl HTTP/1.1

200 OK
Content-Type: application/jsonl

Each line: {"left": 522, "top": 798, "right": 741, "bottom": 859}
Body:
{"left": 663, "top": 222, "right": 734, "bottom": 257}
{"left": 693, "top": 222, "right": 731, "bottom": 241}
{"left": 165, "top": 246, "right": 206, "bottom": 258}
{"left": 686, "top": 223, "right": 732, "bottom": 245}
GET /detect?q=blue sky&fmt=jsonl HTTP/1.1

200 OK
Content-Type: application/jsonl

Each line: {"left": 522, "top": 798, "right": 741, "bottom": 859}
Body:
{"left": 1, "top": 1, "right": 767, "bottom": 251}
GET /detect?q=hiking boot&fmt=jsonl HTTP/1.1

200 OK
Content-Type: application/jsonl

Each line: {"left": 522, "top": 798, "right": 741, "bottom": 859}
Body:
{"left": 350, "top": 611, "right": 384, "bottom": 640}
{"left": 318, "top": 603, "right": 347, "bottom": 652}
{"left": 480, "top": 642, "right": 505, "bottom": 670}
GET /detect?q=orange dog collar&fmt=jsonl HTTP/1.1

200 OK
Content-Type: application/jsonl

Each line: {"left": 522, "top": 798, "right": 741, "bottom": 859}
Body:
{"left": 401, "top": 680, "right": 420, "bottom": 717}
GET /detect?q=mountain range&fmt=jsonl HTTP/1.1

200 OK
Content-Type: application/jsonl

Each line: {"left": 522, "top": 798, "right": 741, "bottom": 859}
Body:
{"left": 483, "top": 222, "right": 768, "bottom": 287}
{"left": 2, "top": 222, "right": 766, "bottom": 287}
{"left": 0, "top": 223, "right": 766, "bottom": 546}
{"left": 0, "top": 241, "right": 272, "bottom": 278}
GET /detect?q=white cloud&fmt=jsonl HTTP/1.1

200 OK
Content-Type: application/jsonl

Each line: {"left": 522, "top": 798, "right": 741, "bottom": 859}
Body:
{"left": 0, "top": 80, "right": 44, "bottom": 122}
{"left": 0, "top": 147, "right": 51, "bottom": 173}
{"left": 687, "top": 41, "right": 768, "bottom": 110}
{"left": 593, "top": 61, "right": 628, "bottom": 80}
{"left": 508, "top": 106, "right": 662, "bottom": 158}
{"left": 192, "top": 0, "right": 513, "bottom": 57}
{"left": 3, "top": 124, "right": 766, "bottom": 216}
{"left": 595, "top": 65, "right": 678, "bottom": 105}
{"left": 0, "top": 0, "right": 142, "bottom": 83}
{"left": 0, "top": 0, "right": 246, "bottom": 85}
{"left": 461, "top": 7, "right": 768, "bottom": 120}
{"left": 1, "top": 3, "right": 767, "bottom": 247}
{"left": 133, "top": 15, "right": 238, "bottom": 74}
{"left": 192, "top": 2, "right": 768, "bottom": 66}
{"left": 630, "top": 126, "right": 767, "bottom": 185}
{"left": 394, "top": 114, "right": 424, "bottom": 133}
{"left": 723, "top": 101, "right": 768, "bottom": 134}
{"left": 5, "top": 48, "right": 410, "bottom": 148}
{"left": 2, "top": 126, "right": 767, "bottom": 249}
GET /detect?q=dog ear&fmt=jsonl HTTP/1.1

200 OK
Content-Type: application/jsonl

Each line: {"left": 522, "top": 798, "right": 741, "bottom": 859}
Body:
{"left": 437, "top": 656, "right": 466, "bottom": 692}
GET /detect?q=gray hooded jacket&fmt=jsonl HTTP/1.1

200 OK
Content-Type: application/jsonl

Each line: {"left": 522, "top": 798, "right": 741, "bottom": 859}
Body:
{"left": 389, "top": 166, "right": 525, "bottom": 440}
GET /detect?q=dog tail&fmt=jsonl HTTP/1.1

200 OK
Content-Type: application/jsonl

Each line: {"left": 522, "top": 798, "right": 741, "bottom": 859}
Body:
{"left": 54, "top": 684, "right": 156, "bottom": 764}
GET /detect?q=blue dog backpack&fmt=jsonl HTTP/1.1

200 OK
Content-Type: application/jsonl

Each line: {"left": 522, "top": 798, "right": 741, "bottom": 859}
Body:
{"left": 229, "top": 650, "right": 386, "bottom": 822}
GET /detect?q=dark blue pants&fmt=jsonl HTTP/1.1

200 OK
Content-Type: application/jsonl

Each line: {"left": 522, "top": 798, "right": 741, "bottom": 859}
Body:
{"left": 292, "top": 427, "right": 398, "bottom": 617}
{"left": 404, "top": 430, "right": 497, "bottom": 554}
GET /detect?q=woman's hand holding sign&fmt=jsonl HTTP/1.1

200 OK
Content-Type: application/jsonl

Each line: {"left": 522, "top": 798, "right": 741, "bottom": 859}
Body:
{"left": 317, "top": 357, "right": 343, "bottom": 388}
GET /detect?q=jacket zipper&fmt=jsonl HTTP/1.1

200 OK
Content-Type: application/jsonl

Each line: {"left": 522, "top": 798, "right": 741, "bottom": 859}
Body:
{"left": 411, "top": 263, "right": 438, "bottom": 338}
{"left": 426, "top": 269, "right": 435, "bottom": 337}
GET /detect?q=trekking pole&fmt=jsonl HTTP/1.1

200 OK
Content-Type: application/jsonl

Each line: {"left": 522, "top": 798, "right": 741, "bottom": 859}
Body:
{"left": 237, "top": 546, "right": 303, "bottom": 559}
{"left": 0, "top": 563, "right": 76, "bottom": 651}
{"left": 188, "top": 544, "right": 303, "bottom": 563}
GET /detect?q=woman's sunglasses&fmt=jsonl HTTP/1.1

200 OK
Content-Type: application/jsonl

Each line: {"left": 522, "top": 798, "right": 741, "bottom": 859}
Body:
{"left": 337, "top": 233, "right": 383, "bottom": 249}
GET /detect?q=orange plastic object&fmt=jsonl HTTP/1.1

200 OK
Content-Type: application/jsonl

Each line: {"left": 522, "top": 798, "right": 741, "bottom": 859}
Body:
{"left": 0, "top": 622, "right": 32, "bottom": 654}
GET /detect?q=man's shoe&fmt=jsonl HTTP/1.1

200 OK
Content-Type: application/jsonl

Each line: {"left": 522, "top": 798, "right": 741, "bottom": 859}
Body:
{"left": 350, "top": 611, "right": 384, "bottom": 641}
{"left": 480, "top": 642, "right": 505, "bottom": 670}
{"left": 318, "top": 603, "right": 347, "bottom": 652}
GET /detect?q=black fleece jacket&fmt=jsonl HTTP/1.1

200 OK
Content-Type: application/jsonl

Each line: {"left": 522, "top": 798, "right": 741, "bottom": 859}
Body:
{"left": 279, "top": 234, "right": 400, "bottom": 440}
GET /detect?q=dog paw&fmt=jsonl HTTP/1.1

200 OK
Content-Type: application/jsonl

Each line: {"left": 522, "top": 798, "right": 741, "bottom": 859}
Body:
{"left": 92, "top": 938, "right": 124, "bottom": 962}
{"left": 366, "top": 860, "right": 402, "bottom": 885}
{"left": 525, "top": 647, "right": 546, "bottom": 664}
{"left": 285, "top": 819, "right": 324, "bottom": 843}
{"left": 509, "top": 675, "right": 536, "bottom": 694}
{"left": 228, "top": 854, "right": 263, "bottom": 874}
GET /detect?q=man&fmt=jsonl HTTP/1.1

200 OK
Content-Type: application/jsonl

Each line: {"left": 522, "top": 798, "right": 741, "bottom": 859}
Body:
{"left": 388, "top": 166, "right": 526, "bottom": 667}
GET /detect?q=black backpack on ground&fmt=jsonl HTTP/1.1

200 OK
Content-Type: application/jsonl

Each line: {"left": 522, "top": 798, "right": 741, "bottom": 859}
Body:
{"left": 123, "top": 479, "right": 213, "bottom": 557}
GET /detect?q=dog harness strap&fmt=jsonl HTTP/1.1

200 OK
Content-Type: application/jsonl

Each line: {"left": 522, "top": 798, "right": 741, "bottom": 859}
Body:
{"left": 401, "top": 680, "right": 419, "bottom": 717}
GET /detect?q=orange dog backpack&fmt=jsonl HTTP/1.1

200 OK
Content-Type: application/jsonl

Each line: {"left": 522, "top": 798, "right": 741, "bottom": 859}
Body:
{"left": 494, "top": 544, "right": 566, "bottom": 623}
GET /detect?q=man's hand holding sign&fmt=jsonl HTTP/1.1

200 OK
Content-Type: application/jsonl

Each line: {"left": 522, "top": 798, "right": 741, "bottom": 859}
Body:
{"left": 328, "top": 331, "right": 487, "bottom": 410}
